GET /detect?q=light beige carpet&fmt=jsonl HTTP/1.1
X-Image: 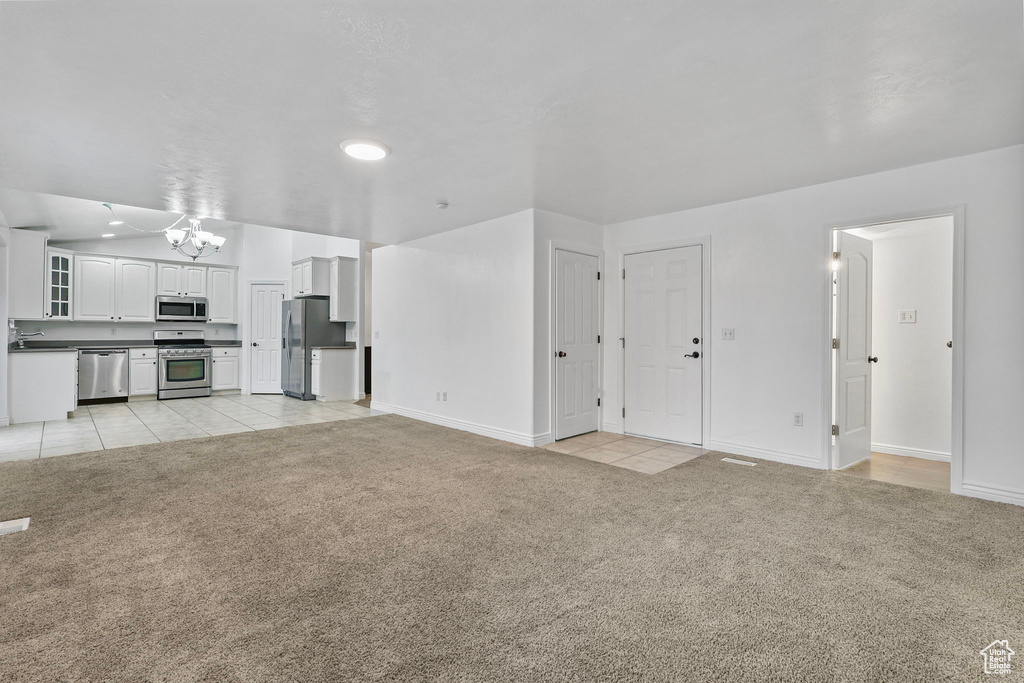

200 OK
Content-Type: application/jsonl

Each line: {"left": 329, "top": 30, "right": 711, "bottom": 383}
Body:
{"left": 0, "top": 415, "right": 1021, "bottom": 682}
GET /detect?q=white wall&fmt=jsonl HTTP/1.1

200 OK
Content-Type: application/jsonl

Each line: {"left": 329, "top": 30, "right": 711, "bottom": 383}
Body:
{"left": 532, "top": 209, "right": 603, "bottom": 441}
{"left": 0, "top": 225, "right": 10, "bottom": 425}
{"left": 372, "top": 210, "right": 538, "bottom": 443}
{"left": 603, "top": 145, "right": 1024, "bottom": 505}
{"left": 866, "top": 220, "right": 953, "bottom": 460}
{"left": 56, "top": 226, "right": 242, "bottom": 266}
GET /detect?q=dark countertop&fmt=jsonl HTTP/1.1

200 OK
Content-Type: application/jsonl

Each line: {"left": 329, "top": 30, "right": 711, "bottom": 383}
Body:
{"left": 313, "top": 345, "right": 357, "bottom": 350}
{"left": 8, "top": 347, "right": 79, "bottom": 353}
{"left": 9, "top": 340, "right": 243, "bottom": 353}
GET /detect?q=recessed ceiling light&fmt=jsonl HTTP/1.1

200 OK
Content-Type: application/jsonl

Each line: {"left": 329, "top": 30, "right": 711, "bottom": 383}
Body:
{"left": 108, "top": 220, "right": 124, "bottom": 226}
{"left": 340, "top": 139, "right": 390, "bottom": 161}
{"left": 101, "top": 233, "right": 115, "bottom": 238}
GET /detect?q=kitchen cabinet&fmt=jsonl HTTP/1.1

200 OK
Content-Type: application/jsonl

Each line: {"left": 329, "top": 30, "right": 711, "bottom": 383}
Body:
{"left": 115, "top": 259, "right": 157, "bottom": 322}
{"left": 292, "top": 257, "right": 330, "bottom": 297}
{"left": 128, "top": 348, "right": 158, "bottom": 396}
{"left": 329, "top": 256, "right": 358, "bottom": 322}
{"left": 9, "top": 229, "right": 48, "bottom": 320}
{"left": 157, "top": 263, "right": 207, "bottom": 297}
{"left": 73, "top": 255, "right": 118, "bottom": 321}
{"left": 310, "top": 347, "right": 356, "bottom": 401}
{"left": 9, "top": 350, "right": 78, "bottom": 423}
{"left": 211, "top": 347, "right": 240, "bottom": 390}
{"left": 207, "top": 267, "right": 237, "bottom": 323}
{"left": 46, "top": 248, "right": 74, "bottom": 319}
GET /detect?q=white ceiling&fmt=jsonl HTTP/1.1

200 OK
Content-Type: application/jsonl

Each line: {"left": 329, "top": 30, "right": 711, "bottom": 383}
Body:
{"left": 847, "top": 215, "right": 953, "bottom": 241}
{"left": 0, "top": 1, "right": 1020, "bottom": 244}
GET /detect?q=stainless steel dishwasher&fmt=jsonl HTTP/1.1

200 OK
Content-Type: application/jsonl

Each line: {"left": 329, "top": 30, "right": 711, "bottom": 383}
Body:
{"left": 78, "top": 349, "right": 129, "bottom": 400}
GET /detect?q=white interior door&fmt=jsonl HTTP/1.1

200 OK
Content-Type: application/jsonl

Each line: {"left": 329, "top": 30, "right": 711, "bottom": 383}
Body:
{"left": 250, "top": 282, "right": 284, "bottom": 394}
{"left": 554, "top": 249, "right": 600, "bottom": 440}
{"left": 624, "top": 246, "right": 703, "bottom": 445}
{"left": 835, "top": 231, "right": 873, "bottom": 468}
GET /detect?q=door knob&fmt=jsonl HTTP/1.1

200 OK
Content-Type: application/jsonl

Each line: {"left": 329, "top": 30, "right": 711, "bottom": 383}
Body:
{"left": 946, "top": 341, "right": 952, "bottom": 348}
{"left": 684, "top": 351, "right": 700, "bottom": 359}
{"left": 868, "top": 356, "right": 879, "bottom": 363}
{"left": 557, "top": 351, "right": 567, "bottom": 358}
{"left": 252, "top": 342, "right": 259, "bottom": 346}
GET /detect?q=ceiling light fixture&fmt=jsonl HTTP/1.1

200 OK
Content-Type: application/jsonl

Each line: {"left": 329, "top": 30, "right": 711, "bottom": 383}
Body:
{"left": 102, "top": 203, "right": 226, "bottom": 261}
{"left": 101, "top": 233, "right": 115, "bottom": 238}
{"left": 107, "top": 220, "right": 124, "bottom": 226}
{"left": 340, "top": 139, "right": 390, "bottom": 161}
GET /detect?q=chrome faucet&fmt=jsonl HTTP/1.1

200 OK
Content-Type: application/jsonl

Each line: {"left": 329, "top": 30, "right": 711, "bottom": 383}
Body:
{"left": 16, "top": 331, "right": 44, "bottom": 349}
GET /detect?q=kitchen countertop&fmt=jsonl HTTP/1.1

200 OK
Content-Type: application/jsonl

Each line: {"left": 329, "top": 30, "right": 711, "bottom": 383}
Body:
{"left": 7, "top": 347, "right": 80, "bottom": 353}
{"left": 9, "top": 340, "right": 243, "bottom": 353}
{"left": 312, "top": 345, "right": 357, "bottom": 350}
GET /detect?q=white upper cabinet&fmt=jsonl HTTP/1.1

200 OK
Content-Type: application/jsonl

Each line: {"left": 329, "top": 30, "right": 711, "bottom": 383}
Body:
{"left": 157, "top": 262, "right": 182, "bottom": 296}
{"left": 292, "top": 257, "right": 330, "bottom": 297}
{"left": 9, "top": 229, "right": 48, "bottom": 320}
{"left": 157, "top": 263, "right": 207, "bottom": 297}
{"left": 115, "top": 259, "right": 157, "bottom": 322}
{"left": 329, "top": 256, "right": 358, "bottom": 322}
{"left": 207, "top": 266, "right": 237, "bottom": 323}
{"left": 73, "top": 255, "right": 118, "bottom": 321}
{"left": 46, "top": 248, "right": 74, "bottom": 320}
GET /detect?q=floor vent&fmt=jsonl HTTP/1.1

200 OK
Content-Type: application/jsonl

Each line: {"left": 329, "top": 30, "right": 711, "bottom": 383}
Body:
{"left": 721, "top": 458, "right": 756, "bottom": 467}
{"left": 0, "top": 518, "right": 30, "bottom": 536}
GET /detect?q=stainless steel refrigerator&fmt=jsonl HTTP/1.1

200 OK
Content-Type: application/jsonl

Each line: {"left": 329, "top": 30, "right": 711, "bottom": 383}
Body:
{"left": 281, "top": 296, "right": 347, "bottom": 400}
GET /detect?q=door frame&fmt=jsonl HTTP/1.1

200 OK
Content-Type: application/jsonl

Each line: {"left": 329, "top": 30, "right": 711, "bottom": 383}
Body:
{"left": 617, "top": 236, "right": 712, "bottom": 446}
{"left": 820, "top": 206, "right": 965, "bottom": 493}
{"left": 244, "top": 279, "right": 287, "bottom": 395}
{"left": 549, "top": 241, "right": 604, "bottom": 442}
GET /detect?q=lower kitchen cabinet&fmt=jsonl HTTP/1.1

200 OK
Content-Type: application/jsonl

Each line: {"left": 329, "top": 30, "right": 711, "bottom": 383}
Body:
{"left": 211, "top": 347, "right": 240, "bottom": 391}
{"left": 129, "top": 348, "right": 158, "bottom": 396}
{"left": 310, "top": 347, "right": 357, "bottom": 401}
{"left": 9, "top": 351, "right": 78, "bottom": 423}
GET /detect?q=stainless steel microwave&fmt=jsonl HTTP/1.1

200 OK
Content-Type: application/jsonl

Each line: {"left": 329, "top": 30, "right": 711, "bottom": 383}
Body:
{"left": 156, "top": 296, "right": 209, "bottom": 322}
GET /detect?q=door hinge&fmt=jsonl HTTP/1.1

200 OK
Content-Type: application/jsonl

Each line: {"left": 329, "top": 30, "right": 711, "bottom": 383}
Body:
{"left": 832, "top": 424, "right": 839, "bottom": 436}
{"left": 622, "top": 407, "right": 626, "bottom": 418}
{"left": 597, "top": 335, "right": 601, "bottom": 343}
{"left": 597, "top": 271, "right": 601, "bottom": 280}
{"left": 620, "top": 337, "right": 625, "bottom": 348}
{"left": 597, "top": 397, "right": 601, "bottom": 407}
{"left": 832, "top": 338, "right": 839, "bottom": 350}
{"left": 622, "top": 268, "right": 626, "bottom": 279}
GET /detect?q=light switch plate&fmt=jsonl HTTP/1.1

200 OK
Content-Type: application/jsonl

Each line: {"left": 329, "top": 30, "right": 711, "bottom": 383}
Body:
{"left": 722, "top": 328, "right": 736, "bottom": 340}
{"left": 898, "top": 309, "right": 917, "bottom": 323}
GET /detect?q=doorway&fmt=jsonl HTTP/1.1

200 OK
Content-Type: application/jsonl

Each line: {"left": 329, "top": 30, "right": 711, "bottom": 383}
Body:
{"left": 829, "top": 214, "right": 959, "bottom": 492}
{"left": 248, "top": 281, "right": 285, "bottom": 394}
{"left": 622, "top": 244, "right": 705, "bottom": 446}
{"left": 553, "top": 248, "right": 601, "bottom": 440}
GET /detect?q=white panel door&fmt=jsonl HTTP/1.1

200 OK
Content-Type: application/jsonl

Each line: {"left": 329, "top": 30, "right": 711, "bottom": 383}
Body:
{"left": 624, "top": 246, "right": 703, "bottom": 445}
{"left": 835, "top": 232, "right": 873, "bottom": 469}
{"left": 73, "top": 255, "right": 117, "bottom": 321}
{"left": 554, "top": 250, "right": 600, "bottom": 440}
{"left": 249, "top": 282, "right": 285, "bottom": 393}
{"left": 156, "top": 263, "right": 183, "bottom": 296}
{"left": 115, "top": 258, "right": 157, "bottom": 322}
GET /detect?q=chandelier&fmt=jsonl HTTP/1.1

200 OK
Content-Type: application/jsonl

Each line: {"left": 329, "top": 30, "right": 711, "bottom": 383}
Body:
{"left": 164, "top": 219, "right": 225, "bottom": 261}
{"left": 102, "top": 203, "right": 226, "bottom": 261}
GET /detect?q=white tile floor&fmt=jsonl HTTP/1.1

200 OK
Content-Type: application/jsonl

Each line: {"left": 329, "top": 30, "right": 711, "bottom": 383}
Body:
{"left": 0, "top": 394, "right": 378, "bottom": 462}
{"left": 541, "top": 431, "right": 708, "bottom": 474}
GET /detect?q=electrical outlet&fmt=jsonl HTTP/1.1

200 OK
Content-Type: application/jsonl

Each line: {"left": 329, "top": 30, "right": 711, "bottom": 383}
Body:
{"left": 214, "top": 329, "right": 220, "bottom": 336}
{"left": 793, "top": 412, "right": 804, "bottom": 427}
{"left": 443, "top": 392, "right": 447, "bottom": 402}
{"left": 436, "top": 391, "right": 440, "bottom": 401}
{"left": 110, "top": 328, "right": 116, "bottom": 335}
{"left": 898, "top": 309, "right": 917, "bottom": 323}
{"left": 722, "top": 328, "right": 736, "bottom": 340}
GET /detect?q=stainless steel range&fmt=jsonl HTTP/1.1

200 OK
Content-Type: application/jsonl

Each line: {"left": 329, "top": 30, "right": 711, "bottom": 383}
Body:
{"left": 154, "top": 330, "right": 212, "bottom": 400}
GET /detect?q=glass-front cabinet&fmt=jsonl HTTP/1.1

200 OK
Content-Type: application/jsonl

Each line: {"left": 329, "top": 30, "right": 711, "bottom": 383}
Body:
{"left": 47, "top": 248, "right": 73, "bottom": 319}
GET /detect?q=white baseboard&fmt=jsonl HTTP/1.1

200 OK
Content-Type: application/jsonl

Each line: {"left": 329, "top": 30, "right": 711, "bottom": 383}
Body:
{"left": 600, "top": 420, "right": 622, "bottom": 434}
{"left": 961, "top": 481, "right": 1024, "bottom": 507}
{"left": 0, "top": 416, "right": 8, "bottom": 427}
{"left": 370, "top": 402, "right": 549, "bottom": 447}
{"left": 871, "top": 443, "right": 951, "bottom": 462}
{"left": 357, "top": 392, "right": 366, "bottom": 400}
{"left": 708, "top": 440, "right": 824, "bottom": 470}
